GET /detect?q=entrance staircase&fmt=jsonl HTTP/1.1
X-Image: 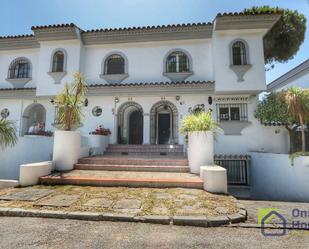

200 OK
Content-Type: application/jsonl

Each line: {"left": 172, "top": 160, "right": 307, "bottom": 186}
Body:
{"left": 40, "top": 144, "right": 204, "bottom": 189}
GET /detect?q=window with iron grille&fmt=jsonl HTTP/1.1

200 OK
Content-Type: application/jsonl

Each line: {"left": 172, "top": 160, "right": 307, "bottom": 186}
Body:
{"left": 216, "top": 103, "right": 248, "bottom": 121}
{"left": 166, "top": 51, "right": 189, "bottom": 73}
{"left": 104, "top": 54, "right": 125, "bottom": 74}
{"left": 52, "top": 51, "right": 65, "bottom": 72}
{"left": 8, "top": 59, "right": 30, "bottom": 79}
{"left": 232, "top": 41, "right": 247, "bottom": 65}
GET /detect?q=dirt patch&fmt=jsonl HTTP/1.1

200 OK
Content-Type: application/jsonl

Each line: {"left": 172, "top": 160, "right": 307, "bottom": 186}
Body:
{"left": 0, "top": 185, "right": 238, "bottom": 217}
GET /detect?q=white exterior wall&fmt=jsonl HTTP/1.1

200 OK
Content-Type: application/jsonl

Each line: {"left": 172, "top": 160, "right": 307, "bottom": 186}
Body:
{"left": 250, "top": 152, "right": 309, "bottom": 202}
{"left": 275, "top": 73, "right": 309, "bottom": 91}
{"left": 215, "top": 96, "right": 289, "bottom": 154}
{"left": 0, "top": 48, "right": 39, "bottom": 88}
{"left": 36, "top": 40, "right": 83, "bottom": 96}
{"left": 212, "top": 30, "right": 267, "bottom": 93}
{"left": 83, "top": 39, "right": 213, "bottom": 84}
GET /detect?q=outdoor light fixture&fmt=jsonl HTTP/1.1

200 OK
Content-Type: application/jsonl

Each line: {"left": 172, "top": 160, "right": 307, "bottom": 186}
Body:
{"left": 208, "top": 96, "right": 213, "bottom": 105}
{"left": 175, "top": 96, "right": 180, "bottom": 101}
{"left": 114, "top": 97, "right": 119, "bottom": 103}
{"left": 84, "top": 98, "right": 88, "bottom": 107}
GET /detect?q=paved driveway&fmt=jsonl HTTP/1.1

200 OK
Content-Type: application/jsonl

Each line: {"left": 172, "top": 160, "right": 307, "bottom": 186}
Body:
{"left": 238, "top": 200, "right": 309, "bottom": 225}
{"left": 0, "top": 217, "right": 308, "bottom": 249}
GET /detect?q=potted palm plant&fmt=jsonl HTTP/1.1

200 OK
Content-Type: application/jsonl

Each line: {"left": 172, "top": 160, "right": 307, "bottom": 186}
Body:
{"left": 0, "top": 118, "right": 17, "bottom": 149}
{"left": 52, "top": 72, "right": 87, "bottom": 171}
{"left": 180, "top": 111, "right": 220, "bottom": 174}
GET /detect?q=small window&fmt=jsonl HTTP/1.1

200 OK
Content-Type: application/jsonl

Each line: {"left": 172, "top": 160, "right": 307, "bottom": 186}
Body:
{"left": 217, "top": 103, "right": 248, "bottom": 121}
{"left": 104, "top": 54, "right": 125, "bottom": 75}
{"left": 8, "top": 58, "right": 31, "bottom": 79}
{"left": 166, "top": 52, "right": 189, "bottom": 73}
{"left": 52, "top": 51, "right": 65, "bottom": 72}
{"left": 232, "top": 41, "right": 247, "bottom": 65}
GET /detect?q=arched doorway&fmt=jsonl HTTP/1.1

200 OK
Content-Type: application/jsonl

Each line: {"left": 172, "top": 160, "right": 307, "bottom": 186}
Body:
{"left": 150, "top": 101, "right": 178, "bottom": 144}
{"left": 21, "top": 103, "right": 46, "bottom": 136}
{"left": 117, "top": 102, "right": 143, "bottom": 144}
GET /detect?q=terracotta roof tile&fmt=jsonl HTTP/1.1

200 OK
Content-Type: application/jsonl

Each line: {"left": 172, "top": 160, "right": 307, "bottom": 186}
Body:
{"left": 0, "top": 34, "right": 34, "bottom": 40}
{"left": 31, "top": 23, "right": 79, "bottom": 30}
{"left": 88, "top": 80, "right": 214, "bottom": 88}
{"left": 217, "top": 10, "right": 283, "bottom": 17}
{"left": 83, "top": 22, "right": 212, "bottom": 33}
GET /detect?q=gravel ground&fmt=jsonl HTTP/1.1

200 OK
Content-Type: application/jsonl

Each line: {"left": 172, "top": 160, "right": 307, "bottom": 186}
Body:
{"left": 0, "top": 217, "right": 308, "bottom": 249}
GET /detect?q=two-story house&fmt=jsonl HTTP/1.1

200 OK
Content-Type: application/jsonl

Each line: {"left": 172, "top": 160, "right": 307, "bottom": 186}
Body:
{"left": 0, "top": 11, "right": 288, "bottom": 156}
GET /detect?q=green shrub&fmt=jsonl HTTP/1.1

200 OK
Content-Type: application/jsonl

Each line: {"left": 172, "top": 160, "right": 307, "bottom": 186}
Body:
{"left": 180, "top": 111, "right": 221, "bottom": 134}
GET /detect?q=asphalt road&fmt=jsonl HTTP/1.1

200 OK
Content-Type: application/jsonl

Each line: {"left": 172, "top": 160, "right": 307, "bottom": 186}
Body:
{"left": 0, "top": 217, "right": 308, "bottom": 249}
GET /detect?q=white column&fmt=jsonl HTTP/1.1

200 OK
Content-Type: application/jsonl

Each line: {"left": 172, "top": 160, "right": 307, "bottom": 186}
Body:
{"left": 143, "top": 113, "right": 150, "bottom": 144}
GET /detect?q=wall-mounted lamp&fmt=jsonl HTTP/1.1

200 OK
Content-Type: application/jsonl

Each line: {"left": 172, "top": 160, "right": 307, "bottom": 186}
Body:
{"left": 84, "top": 98, "right": 89, "bottom": 107}
{"left": 114, "top": 97, "right": 119, "bottom": 103}
{"left": 208, "top": 96, "right": 213, "bottom": 105}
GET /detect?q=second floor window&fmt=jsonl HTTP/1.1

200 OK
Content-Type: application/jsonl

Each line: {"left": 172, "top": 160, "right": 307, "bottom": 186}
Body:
{"left": 232, "top": 41, "right": 247, "bottom": 65}
{"left": 8, "top": 58, "right": 31, "bottom": 79}
{"left": 52, "top": 51, "right": 65, "bottom": 72}
{"left": 166, "top": 51, "right": 189, "bottom": 73}
{"left": 104, "top": 54, "right": 125, "bottom": 74}
{"left": 217, "top": 103, "right": 248, "bottom": 122}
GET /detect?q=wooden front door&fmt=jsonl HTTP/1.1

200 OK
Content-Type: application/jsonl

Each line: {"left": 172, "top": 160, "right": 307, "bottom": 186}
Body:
{"left": 129, "top": 110, "right": 143, "bottom": 144}
{"left": 158, "top": 113, "right": 171, "bottom": 144}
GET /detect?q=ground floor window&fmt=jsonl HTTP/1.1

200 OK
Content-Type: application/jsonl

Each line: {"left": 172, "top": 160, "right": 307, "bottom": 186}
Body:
{"left": 21, "top": 103, "right": 46, "bottom": 136}
{"left": 216, "top": 103, "right": 248, "bottom": 121}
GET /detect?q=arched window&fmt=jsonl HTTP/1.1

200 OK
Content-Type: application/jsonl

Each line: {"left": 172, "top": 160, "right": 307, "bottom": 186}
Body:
{"left": 232, "top": 41, "right": 247, "bottom": 65}
{"left": 166, "top": 51, "right": 189, "bottom": 73}
{"left": 8, "top": 58, "right": 31, "bottom": 79}
{"left": 104, "top": 54, "right": 125, "bottom": 74}
{"left": 52, "top": 51, "right": 65, "bottom": 72}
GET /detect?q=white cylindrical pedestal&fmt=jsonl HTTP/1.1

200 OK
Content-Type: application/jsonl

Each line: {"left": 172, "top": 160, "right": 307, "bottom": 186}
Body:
{"left": 53, "top": 131, "right": 81, "bottom": 171}
{"left": 188, "top": 131, "right": 214, "bottom": 174}
{"left": 200, "top": 166, "right": 228, "bottom": 194}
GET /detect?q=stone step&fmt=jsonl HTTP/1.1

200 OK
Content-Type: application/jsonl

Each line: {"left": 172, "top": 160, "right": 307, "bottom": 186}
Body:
{"left": 108, "top": 144, "right": 184, "bottom": 149}
{"left": 106, "top": 148, "right": 184, "bottom": 153}
{"left": 74, "top": 164, "right": 190, "bottom": 172}
{"left": 39, "top": 170, "right": 203, "bottom": 189}
{"left": 104, "top": 152, "right": 184, "bottom": 156}
{"left": 78, "top": 157, "right": 188, "bottom": 166}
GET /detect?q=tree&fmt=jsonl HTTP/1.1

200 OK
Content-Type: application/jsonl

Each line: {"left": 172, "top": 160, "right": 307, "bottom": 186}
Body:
{"left": 255, "top": 89, "right": 309, "bottom": 153}
{"left": 279, "top": 87, "right": 309, "bottom": 152}
{"left": 0, "top": 119, "right": 18, "bottom": 149}
{"left": 52, "top": 73, "right": 87, "bottom": 131}
{"left": 244, "top": 6, "right": 306, "bottom": 69}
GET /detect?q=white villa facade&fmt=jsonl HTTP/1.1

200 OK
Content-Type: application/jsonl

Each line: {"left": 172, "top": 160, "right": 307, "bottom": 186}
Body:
{"left": 0, "top": 12, "right": 289, "bottom": 157}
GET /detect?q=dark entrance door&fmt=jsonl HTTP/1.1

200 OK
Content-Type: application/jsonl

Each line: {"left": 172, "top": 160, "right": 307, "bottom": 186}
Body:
{"left": 158, "top": 113, "right": 170, "bottom": 144}
{"left": 129, "top": 110, "right": 143, "bottom": 144}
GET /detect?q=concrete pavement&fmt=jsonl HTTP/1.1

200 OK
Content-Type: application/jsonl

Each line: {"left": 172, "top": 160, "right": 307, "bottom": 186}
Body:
{"left": 0, "top": 217, "right": 308, "bottom": 249}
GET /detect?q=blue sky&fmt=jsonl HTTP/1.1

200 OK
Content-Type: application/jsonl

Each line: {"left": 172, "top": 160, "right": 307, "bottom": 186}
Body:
{"left": 1, "top": 0, "right": 308, "bottom": 83}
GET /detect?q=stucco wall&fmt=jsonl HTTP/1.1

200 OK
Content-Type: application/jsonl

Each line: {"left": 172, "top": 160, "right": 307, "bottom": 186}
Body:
{"left": 0, "top": 48, "right": 39, "bottom": 88}
{"left": 250, "top": 152, "right": 309, "bottom": 202}
{"left": 212, "top": 30, "right": 266, "bottom": 93}
{"left": 0, "top": 136, "right": 53, "bottom": 180}
{"left": 275, "top": 73, "right": 309, "bottom": 91}
{"left": 83, "top": 39, "right": 213, "bottom": 84}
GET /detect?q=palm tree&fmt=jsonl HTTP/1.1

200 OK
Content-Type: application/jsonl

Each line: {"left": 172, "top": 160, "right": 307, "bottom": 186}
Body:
{"left": 0, "top": 118, "right": 17, "bottom": 149}
{"left": 52, "top": 72, "right": 87, "bottom": 131}
{"left": 280, "top": 87, "right": 309, "bottom": 152}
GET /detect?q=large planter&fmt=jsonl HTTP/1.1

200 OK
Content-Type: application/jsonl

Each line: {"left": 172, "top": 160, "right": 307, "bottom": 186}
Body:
{"left": 88, "top": 134, "right": 109, "bottom": 155}
{"left": 187, "top": 131, "right": 214, "bottom": 174}
{"left": 53, "top": 131, "right": 81, "bottom": 171}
